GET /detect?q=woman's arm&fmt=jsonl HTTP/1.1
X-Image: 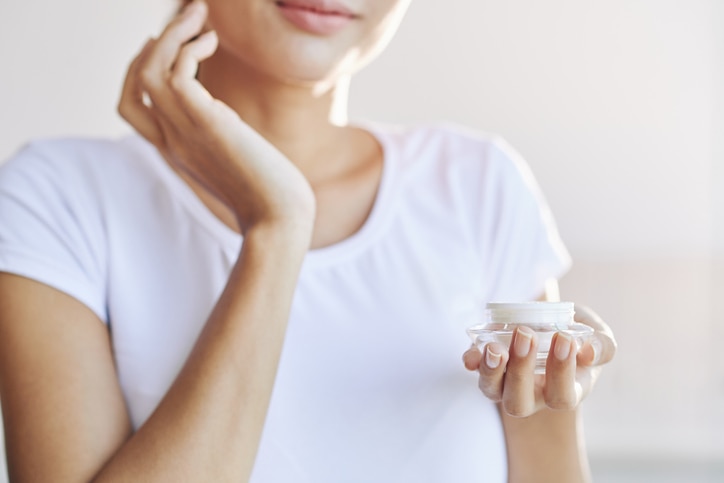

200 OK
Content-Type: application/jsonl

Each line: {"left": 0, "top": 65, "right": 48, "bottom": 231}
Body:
{"left": 2, "top": 2, "right": 318, "bottom": 480}
{"left": 95, "top": 223, "right": 312, "bottom": 481}
{"left": 501, "top": 302, "right": 616, "bottom": 482}
{"left": 500, "top": 408, "right": 590, "bottom": 483}
{"left": 0, "top": 274, "right": 131, "bottom": 482}
{"left": 0, "top": 222, "right": 312, "bottom": 482}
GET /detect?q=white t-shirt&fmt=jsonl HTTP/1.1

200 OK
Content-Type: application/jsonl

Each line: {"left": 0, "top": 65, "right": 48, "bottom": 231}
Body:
{"left": 0, "top": 123, "right": 570, "bottom": 482}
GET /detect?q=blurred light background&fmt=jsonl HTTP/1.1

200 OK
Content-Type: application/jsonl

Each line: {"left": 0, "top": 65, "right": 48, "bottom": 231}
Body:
{"left": 0, "top": 0, "right": 722, "bottom": 481}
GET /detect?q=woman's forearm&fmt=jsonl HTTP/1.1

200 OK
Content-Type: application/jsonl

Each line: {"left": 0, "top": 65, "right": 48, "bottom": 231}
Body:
{"left": 501, "top": 408, "right": 592, "bottom": 483}
{"left": 93, "top": 222, "right": 311, "bottom": 482}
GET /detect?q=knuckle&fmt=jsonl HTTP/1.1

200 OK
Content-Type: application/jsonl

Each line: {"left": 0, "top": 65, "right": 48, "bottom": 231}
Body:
{"left": 178, "top": 42, "right": 194, "bottom": 57}
{"left": 117, "top": 101, "right": 128, "bottom": 119}
{"left": 544, "top": 389, "right": 576, "bottom": 410}
{"left": 161, "top": 19, "right": 184, "bottom": 40}
{"left": 547, "top": 397, "right": 576, "bottom": 411}
{"left": 117, "top": 97, "right": 139, "bottom": 121}
{"left": 169, "top": 72, "right": 186, "bottom": 93}
{"left": 138, "top": 68, "right": 157, "bottom": 89}
{"left": 502, "top": 369, "right": 529, "bottom": 387}
{"left": 503, "top": 400, "right": 532, "bottom": 418}
{"left": 478, "top": 377, "right": 501, "bottom": 402}
{"left": 480, "top": 366, "right": 498, "bottom": 378}
{"left": 164, "top": 27, "right": 193, "bottom": 50}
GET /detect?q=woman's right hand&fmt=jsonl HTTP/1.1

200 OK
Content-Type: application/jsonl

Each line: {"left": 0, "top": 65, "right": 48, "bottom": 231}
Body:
{"left": 118, "top": 0, "right": 315, "bottom": 234}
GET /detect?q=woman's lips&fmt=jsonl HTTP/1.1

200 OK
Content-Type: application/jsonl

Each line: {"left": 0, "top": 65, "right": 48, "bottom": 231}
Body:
{"left": 275, "top": 1, "right": 357, "bottom": 36}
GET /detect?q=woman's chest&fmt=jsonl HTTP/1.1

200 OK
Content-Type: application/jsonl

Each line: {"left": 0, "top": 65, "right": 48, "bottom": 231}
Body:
{"left": 107, "top": 219, "right": 484, "bottom": 429}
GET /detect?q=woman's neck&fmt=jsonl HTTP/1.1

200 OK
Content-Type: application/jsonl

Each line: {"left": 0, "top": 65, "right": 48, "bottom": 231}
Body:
{"left": 197, "top": 48, "right": 353, "bottom": 182}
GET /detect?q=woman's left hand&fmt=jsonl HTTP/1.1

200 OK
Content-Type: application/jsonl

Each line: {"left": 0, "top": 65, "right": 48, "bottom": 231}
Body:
{"left": 462, "top": 304, "right": 617, "bottom": 417}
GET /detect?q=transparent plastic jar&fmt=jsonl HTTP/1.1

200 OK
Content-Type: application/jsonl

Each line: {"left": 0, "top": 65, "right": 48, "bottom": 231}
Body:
{"left": 466, "top": 302, "right": 595, "bottom": 374}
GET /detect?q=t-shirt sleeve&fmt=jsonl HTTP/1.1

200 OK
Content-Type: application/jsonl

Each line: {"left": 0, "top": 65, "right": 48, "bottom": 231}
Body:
{"left": 474, "top": 136, "right": 572, "bottom": 302}
{"left": 0, "top": 143, "right": 108, "bottom": 322}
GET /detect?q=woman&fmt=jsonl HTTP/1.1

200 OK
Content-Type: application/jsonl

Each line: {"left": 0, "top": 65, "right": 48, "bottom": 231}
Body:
{"left": 0, "top": 0, "right": 616, "bottom": 481}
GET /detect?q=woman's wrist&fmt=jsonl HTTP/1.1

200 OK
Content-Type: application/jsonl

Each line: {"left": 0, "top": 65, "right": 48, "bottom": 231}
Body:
{"left": 231, "top": 188, "right": 317, "bottom": 240}
{"left": 242, "top": 217, "right": 315, "bottom": 254}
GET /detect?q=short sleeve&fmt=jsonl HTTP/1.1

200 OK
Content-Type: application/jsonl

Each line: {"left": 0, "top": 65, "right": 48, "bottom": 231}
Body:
{"left": 475, "top": 137, "right": 571, "bottom": 302}
{"left": 0, "top": 142, "right": 108, "bottom": 322}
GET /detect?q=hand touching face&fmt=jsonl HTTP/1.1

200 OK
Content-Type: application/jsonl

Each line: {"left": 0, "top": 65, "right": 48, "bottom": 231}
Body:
{"left": 119, "top": 1, "right": 317, "bottom": 233}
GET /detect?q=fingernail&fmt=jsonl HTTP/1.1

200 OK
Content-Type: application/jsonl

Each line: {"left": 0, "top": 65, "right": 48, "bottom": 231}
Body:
{"left": 485, "top": 347, "right": 501, "bottom": 369}
{"left": 554, "top": 333, "right": 572, "bottom": 361}
{"left": 514, "top": 328, "right": 532, "bottom": 358}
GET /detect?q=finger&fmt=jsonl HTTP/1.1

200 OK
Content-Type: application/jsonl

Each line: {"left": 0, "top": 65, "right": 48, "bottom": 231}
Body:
{"left": 573, "top": 304, "right": 605, "bottom": 329}
{"left": 121, "top": 37, "right": 189, "bottom": 158}
{"left": 175, "top": 30, "right": 218, "bottom": 80}
{"left": 574, "top": 304, "right": 617, "bottom": 366}
{"left": 501, "top": 327, "right": 538, "bottom": 417}
{"left": 476, "top": 342, "right": 509, "bottom": 402}
{"left": 573, "top": 363, "right": 601, "bottom": 403}
{"left": 170, "top": 30, "right": 219, "bottom": 117}
{"left": 543, "top": 332, "right": 580, "bottom": 410}
{"left": 147, "top": 0, "right": 208, "bottom": 75}
{"left": 118, "top": 39, "right": 164, "bottom": 146}
{"left": 577, "top": 332, "right": 616, "bottom": 366}
{"left": 138, "top": 1, "right": 208, "bottom": 131}
{"left": 462, "top": 344, "right": 481, "bottom": 371}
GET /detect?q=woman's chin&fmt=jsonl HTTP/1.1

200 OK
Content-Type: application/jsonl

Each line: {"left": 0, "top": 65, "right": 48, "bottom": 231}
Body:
{"left": 256, "top": 50, "right": 358, "bottom": 89}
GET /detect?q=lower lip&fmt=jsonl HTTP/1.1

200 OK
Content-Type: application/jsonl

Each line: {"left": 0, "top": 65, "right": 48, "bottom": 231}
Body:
{"left": 276, "top": 3, "right": 355, "bottom": 35}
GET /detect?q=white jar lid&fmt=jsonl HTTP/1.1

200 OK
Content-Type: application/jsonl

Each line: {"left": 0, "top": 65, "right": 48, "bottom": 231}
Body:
{"left": 486, "top": 301, "right": 574, "bottom": 325}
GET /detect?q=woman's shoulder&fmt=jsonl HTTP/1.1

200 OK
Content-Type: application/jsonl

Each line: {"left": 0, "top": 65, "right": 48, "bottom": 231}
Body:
{"left": 0, "top": 134, "right": 172, "bottom": 237}
{"left": 0, "top": 134, "right": 172, "bottom": 220}
{"left": 368, "top": 121, "right": 531, "bottom": 184}
{"left": 370, "top": 120, "right": 496, "bottom": 147}
{"left": 370, "top": 121, "right": 518, "bottom": 163}
{"left": 1, "top": 134, "right": 161, "bottom": 184}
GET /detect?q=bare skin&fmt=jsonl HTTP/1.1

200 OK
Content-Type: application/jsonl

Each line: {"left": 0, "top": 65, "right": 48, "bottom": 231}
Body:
{"left": 463, "top": 302, "right": 617, "bottom": 482}
{"left": 0, "top": 1, "right": 389, "bottom": 480}
{"left": 2, "top": 2, "right": 319, "bottom": 481}
{"left": 0, "top": 0, "right": 616, "bottom": 481}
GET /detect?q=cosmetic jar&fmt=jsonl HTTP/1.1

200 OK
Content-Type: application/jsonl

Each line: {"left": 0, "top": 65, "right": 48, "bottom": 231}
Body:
{"left": 466, "top": 302, "right": 594, "bottom": 374}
